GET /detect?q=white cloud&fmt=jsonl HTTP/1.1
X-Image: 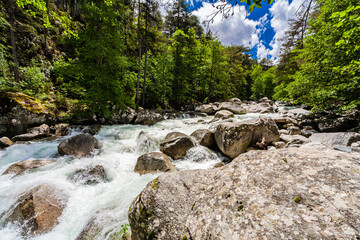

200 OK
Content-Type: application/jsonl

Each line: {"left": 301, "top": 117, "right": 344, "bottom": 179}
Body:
{"left": 192, "top": 0, "right": 305, "bottom": 61}
{"left": 193, "top": 2, "right": 263, "bottom": 47}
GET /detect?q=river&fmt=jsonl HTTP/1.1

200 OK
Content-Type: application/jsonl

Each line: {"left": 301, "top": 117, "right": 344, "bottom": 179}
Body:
{"left": 0, "top": 113, "right": 276, "bottom": 240}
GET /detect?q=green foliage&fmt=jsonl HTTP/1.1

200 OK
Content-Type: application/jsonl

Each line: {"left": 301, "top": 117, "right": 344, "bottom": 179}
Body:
{"left": 19, "top": 66, "right": 47, "bottom": 94}
{"left": 251, "top": 65, "right": 276, "bottom": 99}
{"left": 285, "top": 0, "right": 360, "bottom": 111}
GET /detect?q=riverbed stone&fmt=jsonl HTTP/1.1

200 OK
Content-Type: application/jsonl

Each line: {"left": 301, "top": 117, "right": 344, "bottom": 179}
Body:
{"left": 2, "top": 159, "right": 55, "bottom": 176}
{"left": 247, "top": 102, "right": 274, "bottom": 113}
{"left": 214, "top": 117, "right": 280, "bottom": 158}
{"left": 5, "top": 185, "right": 68, "bottom": 236}
{"left": 128, "top": 144, "right": 360, "bottom": 240}
{"left": 134, "top": 110, "right": 164, "bottom": 125}
{"left": 195, "top": 104, "right": 218, "bottom": 115}
{"left": 134, "top": 152, "right": 174, "bottom": 175}
{"left": 54, "top": 123, "right": 70, "bottom": 136}
{"left": 309, "top": 132, "right": 360, "bottom": 148}
{"left": 217, "top": 102, "right": 246, "bottom": 114}
{"left": 70, "top": 165, "right": 107, "bottom": 185}
{"left": 0, "top": 136, "right": 13, "bottom": 148}
{"left": 58, "top": 134, "right": 100, "bottom": 157}
{"left": 190, "top": 129, "right": 215, "bottom": 148}
{"left": 214, "top": 110, "right": 234, "bottom": 119}
{"left": 160, "top": 132, "right": 195, "bottom": 160}
{"left": 280, "top": 134, "right": 309, "bottom": 144}
{"left": 288, "top": 126, "right": 301, "bottom": 135}
{"left": 11, "top": 124, "right": 50, "bottom": 142}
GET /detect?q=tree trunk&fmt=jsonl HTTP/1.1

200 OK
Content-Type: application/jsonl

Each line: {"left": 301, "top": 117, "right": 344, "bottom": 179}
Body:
{"left": 7, "top": 0, "right": 20, "bottom": 82}
{"left": 135, "top": 0, "right": 142, "bottom": 110}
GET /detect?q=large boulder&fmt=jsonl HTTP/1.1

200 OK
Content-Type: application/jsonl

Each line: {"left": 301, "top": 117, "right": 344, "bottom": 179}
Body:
{"left": 247, "top": 102, "right": 274, "bottom": 114}
{"left": 0, "top": 92, "right": 54, "bottom": 138}
{"left": 215, "top": 117, "right": 280, "bottom": 158}
{"left": 217, "top": 102, "right": 246, "bottom": 114}
{"left": 108, "top": 107, "right": 136, "bottom": 124}
{"left": 134, "top": 152, "right": 174, "bottom": 175}
{"left": 2, "top": 159, "right": 54, "bottom": 176}
{"left": 0, "top": 136, "right": 13, "bottom": 148}
{"left": 310, "top": 132, "right": 360, "bottom": 148}
{"left": 214, "top": 110, "right": 234, "bottom": 119}
{"left": 11, "top": 124, "right": 50, "bottom": 142}
{"left": 136, "top": 131, "right": 159, "bottom": 154}
{"left": 134, "top": 110, "right": 164, "bottom": 125}
{"left": 190, "top": 129, "right": 215, "bottom": 148}
{"left": 160, "top": 132, "right": 195, "bottom": 160}
{"left": 128, "top": 144, "right": 360, "bottom": 240}
{"left": 58, "top": 134, "right": 101, "bottom": 157}
{"left": 195, "top": 104, "right": 218, "bottom": 115}
{"left": 70, "top": 165, "right": 107, "bottom": 185}
{"left": 5, "top": 185, "right": 68, "bottom": 236}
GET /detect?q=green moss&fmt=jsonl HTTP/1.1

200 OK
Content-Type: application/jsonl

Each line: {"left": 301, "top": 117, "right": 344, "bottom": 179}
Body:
{"left": 6, "top": 92, "right": 52, "bottom": 114}
{"left": 294, "top": 197, "right": 302, "bottom": 203}
{"left": 182, "top": 235, "right": 188, "bottom": 240}
{"left": 152, "top": 178, "right": 158, "bottom": 190}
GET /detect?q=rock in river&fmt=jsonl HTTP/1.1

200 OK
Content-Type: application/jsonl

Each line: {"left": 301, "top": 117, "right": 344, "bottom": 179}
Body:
{"left": 4, "top": 185, "right": 68, "bottom": 236}
{"left": 58, "top": 134, "right": 100, "bottom": 157}
{"left": 190, "top": 129, "right": 215, "bottom": 148}
{"left": 2, "top": 159, "right": 54, "bottom": 176}
{"left": 160, "top": 132, "right": 195, "bottom": 160}
{"left": 215, "top": 117, "right": 280, "bottom": 158}
{"left": 128, "top": 143, "right": 360, "bottom": 240}
{"left": 134, "top": 152, "right": 174, "bottom": 175}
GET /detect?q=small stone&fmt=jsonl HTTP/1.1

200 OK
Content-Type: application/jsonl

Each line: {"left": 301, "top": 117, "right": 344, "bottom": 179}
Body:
{"left": 0, "top": 136, "right": 13, "bottom": 148}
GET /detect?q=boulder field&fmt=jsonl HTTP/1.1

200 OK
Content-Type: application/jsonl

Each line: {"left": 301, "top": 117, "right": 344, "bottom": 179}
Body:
{"left": 128, "top": 143, "right": 360, "bottom": 239}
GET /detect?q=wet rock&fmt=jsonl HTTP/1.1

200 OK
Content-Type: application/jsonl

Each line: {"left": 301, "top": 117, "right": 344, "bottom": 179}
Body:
{"left": 0, "top": 92, "right": 55, "bottom": 138}
{"left": 134, "top": 110, "right": 164, "bottom": 125}
{"left": 5, "top": 185, "right": 68, "bottom": 236}
{"left": 217, "top": 102, "right": 246, "bottom": 114}
{"left": 195, "top": 104, "right": 218, "bottom": 115}
{"left": 215, "top": 117, "right": 280, "bottom": 158}
{"left": 309, "top": 132, "right": 360, "bottom": 148}
{"left": 82, "top": 124, "right": 101, "bottom": 135}
{"left": 213, "top": 162, "right": 225, "bottom": 168}
{"left": 11, "top": 124, "right": 50, "bottom": 142}
{"left": 54, "top": 123, "right": 70, "bottom": 136}
{"left": 190, "top": 129, "right": 215, "bottom": 148}
{"left": 2, "top": 159, "right": 54, "bottom": 176}
{"left": 71, "top": 165, "right": 107, "bottom": 185}
{"left": 58, "top": 134, "right": 100, "bottom": 157}
{"left": 288, "top": 126, "right": 301, "bottom": 135}
{"left": 137, "top": 131, "right": 159, "bottom": 154}
{"left": 108, "top": 107, "right": 136, "bottom": 124}
{"left": 129, "top": 144, "right": 360, "bottom": 240}
{"left": 274, "top": 141, "right": 285, "bottom": 149}
{"left": 280, "top": 134, "right": 310, "bottom": 144}
{"left": 134, "top": 152, "right": 174, "bottom": 175}
{"left": 214, "top": 110, "right": 234, "bottom": 119}
{"left": 0, "top": 136, "right": 13, "bottom": 148}
{"left": 160, "top": 132, "right": 195, "bottom": 160}
{"left": 247, "top": 102, "right": 274, "bottom": 114}
{"left": 228, "top": 98, "right": 242, "bottom": 104}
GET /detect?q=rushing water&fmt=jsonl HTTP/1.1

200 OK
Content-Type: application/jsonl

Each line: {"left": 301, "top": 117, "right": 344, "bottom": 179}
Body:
{"left": 0, "top": 113, "right": 276, "bottom": 240}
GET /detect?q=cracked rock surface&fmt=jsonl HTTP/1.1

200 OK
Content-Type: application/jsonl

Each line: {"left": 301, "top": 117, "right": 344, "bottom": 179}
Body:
{"left": 128, "top": 142, "right": 360, "bottom": 240}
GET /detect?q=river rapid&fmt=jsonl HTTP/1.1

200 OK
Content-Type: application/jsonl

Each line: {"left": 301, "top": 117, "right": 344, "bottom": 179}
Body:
{"left": 0, "top": 113, "right": 276, "bottom": 240}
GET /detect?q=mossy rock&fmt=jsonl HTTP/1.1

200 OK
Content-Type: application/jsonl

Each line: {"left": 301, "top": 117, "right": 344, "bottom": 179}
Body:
{"left": 6, "top": 92, "right": 52, "bottom": 115}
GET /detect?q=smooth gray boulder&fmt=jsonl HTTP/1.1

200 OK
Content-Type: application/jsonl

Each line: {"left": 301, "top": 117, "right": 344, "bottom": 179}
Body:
{"left": 160, "top": 132, "right": 195, "bottom": 159}
{"left": 134, "top": 110, "right": 164, "bottom": 125}
{"left": 5, "top": 185, "right": 68, "bottom": 236}
{"left": 12, "top": 124, "right": 50, "bottom": 142}
{"left": 58, "top": 134, "right": 100, "bottom": 157}
{"left": 134, "top": 152, "right": 174, "bottom": 175}
{"left": 190, "top": 129, "right": 215, "bottom": 148}
{"left": 218, "top": 102, "right": 246, "bottom": 114}
{"left": 215, "top": 117, "right": 280, "bottom": 158}
{"left": 2, "top": 159, "right": 54, "bottom": 176}
{"left": 247, "top": 102, "right": 274, "bottom": 113}
{"left": 214, "top": 110, "right": 234, "bottom": 119}
{"left": 128, "top": 144, "right": 360, "bottom": 240}
{"left": 309, "top": 132, "right": 360, "bottom": 147}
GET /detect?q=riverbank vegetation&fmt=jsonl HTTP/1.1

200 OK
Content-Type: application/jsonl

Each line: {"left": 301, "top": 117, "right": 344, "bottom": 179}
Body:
{"left": 0, "top": 0, "right": 359, "bottom": 117}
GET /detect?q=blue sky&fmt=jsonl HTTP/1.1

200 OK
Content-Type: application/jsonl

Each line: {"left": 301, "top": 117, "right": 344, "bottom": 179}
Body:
{"left": 188, "top": 0, "right": 304, "bottom": 61}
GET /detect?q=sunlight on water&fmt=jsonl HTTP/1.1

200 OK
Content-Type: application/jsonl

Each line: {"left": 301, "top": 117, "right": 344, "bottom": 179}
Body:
{"left": 0, "top": 113, "right": 270, "bottom": 239}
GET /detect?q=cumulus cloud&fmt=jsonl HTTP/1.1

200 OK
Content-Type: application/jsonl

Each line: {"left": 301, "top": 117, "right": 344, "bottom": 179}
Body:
{"left": 193, "top": 2, "right": 263, "bottom": 47}
{"left": 192, "top": 0, "right": 305, "bottom": 61}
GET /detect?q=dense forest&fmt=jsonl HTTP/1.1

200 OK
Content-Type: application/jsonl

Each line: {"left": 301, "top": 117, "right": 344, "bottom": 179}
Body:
{"left": 0, "top": 0, "right": 359, "bottom": 118}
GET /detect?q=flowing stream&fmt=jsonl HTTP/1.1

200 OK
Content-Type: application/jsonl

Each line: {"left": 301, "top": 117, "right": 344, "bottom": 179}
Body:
{"left": 0, "top": 113, "right": 276, "bottom": 240}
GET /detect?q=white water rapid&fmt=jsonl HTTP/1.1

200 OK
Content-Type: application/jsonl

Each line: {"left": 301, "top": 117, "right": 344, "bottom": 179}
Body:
{"left": 0, "top": 113, "right": 276, "bottom": 240}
